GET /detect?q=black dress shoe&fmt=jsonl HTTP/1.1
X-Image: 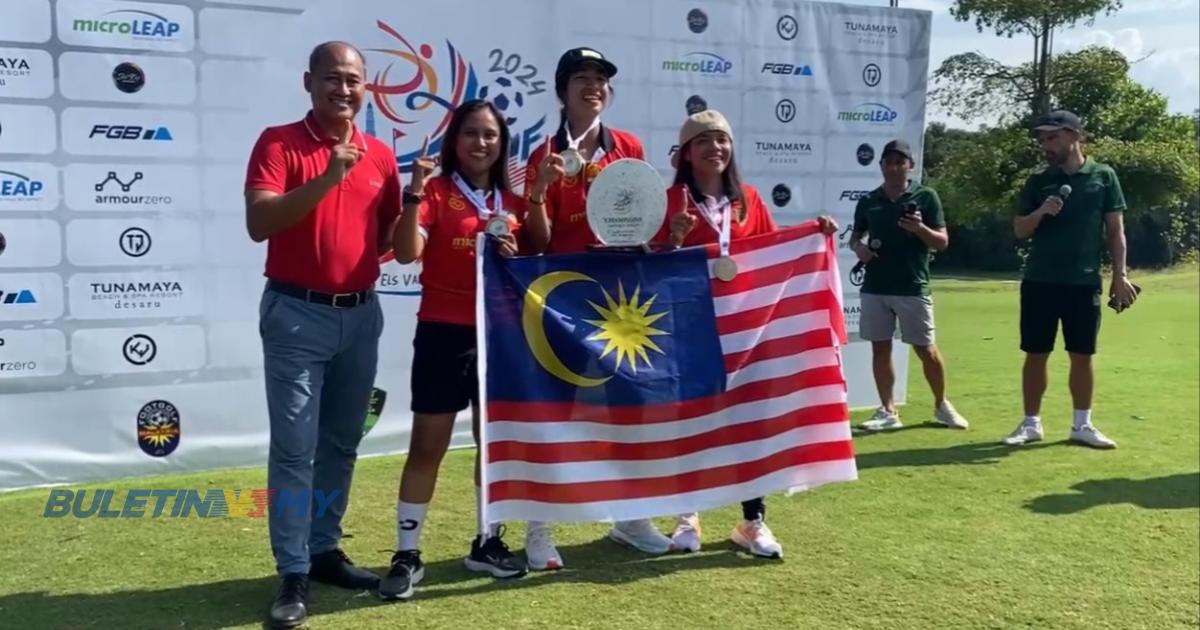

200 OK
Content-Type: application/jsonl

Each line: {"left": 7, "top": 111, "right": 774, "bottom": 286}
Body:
{"left": 309, "top": 548, "right": 380, "bottom": 590}
{"left": 268, "top": 573, "right": 308, "bottom": 629}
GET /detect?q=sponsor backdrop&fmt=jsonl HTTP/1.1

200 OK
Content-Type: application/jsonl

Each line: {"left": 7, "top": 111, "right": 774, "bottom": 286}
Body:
{"left": 0, "top": 0, "right": 930, "bottom": 490}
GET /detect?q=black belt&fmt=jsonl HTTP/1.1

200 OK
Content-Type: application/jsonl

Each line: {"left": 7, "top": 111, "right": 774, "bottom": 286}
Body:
{"left": 267, "top": 280, "right": 374, "bottom": 308}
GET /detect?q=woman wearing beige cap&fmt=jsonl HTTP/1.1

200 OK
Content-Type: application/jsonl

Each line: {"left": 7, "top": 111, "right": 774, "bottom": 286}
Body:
{"left": 658, "top": 109, "right": 836, "bottom": 559}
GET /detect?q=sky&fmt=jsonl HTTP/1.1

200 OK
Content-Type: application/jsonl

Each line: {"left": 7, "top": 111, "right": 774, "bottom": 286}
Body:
{"left": 846, "top": 0, "right": 1200, "bottom": 128}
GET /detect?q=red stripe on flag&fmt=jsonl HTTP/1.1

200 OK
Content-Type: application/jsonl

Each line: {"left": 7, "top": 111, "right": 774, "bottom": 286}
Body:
{"left": 718, "top": 222, "right": 822, "bottom": 257}
{"left": 709, "top": 252, "right": 829, "bottom": 297}
{"left": 716, "top": 289, "right": 841, "bottom": 336}
{"left": 488, "top": 402, "right": 849, "bottom": 463}
{"left": 722, "top": 329, "right": 835, "bottom": 373}
{"left": 488, "top": 440, "right": 854, "bottom": 503}
{"left": 486, "top": 365, "right": 846, "bottom": 424}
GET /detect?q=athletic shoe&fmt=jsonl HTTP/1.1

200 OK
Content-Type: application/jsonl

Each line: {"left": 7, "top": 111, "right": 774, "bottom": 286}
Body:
{"left": 858, "top": 407, "right": 902, "bottom": 431}
{"left": 933, "top": 400, "right": 969, "bottom": 429}
{"left": 525, "top": 522, "right": 563, "bottom": 571}
{"left": 464, "top": 527, "right": 527, "bottom": 579}
{"left": 730, "top": 519, "right": 783, "bottom": 559}
{"left": 670, "top": 513, "right": 702, "bottom": 553}
{"left": 1003, "top": 418, "right": 1044, "bottom": 445}
{"left": 1069, "top": 424, "right": 1117, "bottom": 449}
{"left": 378, "top": 550, "right": 423, "bottom": 601}
{"left": 609, "top": 519, "right": 673, "bottom": 555}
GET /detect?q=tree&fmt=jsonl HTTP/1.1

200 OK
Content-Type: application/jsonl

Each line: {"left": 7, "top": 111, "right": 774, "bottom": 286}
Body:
{"left": 934, "top": 0, "right": 1123, "bottom": 121}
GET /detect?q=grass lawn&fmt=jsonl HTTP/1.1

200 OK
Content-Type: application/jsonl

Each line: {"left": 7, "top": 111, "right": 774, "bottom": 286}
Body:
{"left": 1, "top": 267, "right": 1197, "bottom": 630}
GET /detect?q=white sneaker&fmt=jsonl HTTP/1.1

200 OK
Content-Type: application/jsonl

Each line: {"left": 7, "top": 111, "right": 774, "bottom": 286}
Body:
{"left": 858, "top": 407, "right": 903, "bottom": 431}
{"left": 730, "top": 519, "right": 783, "bottom": 559}
{"left": 525, "top": 522, "right": 563, "bottom": 571}
{"left": 1003, "top": 418, "right": 1044, "bottom": 445}
{"left": 609, "top": 519, "right": 672, "bottom": 555}
{"left": 933, "top": 400, "right": 969, "bottom": 429}
{"left": 670, "top": 513, "right": 702, "bottom": 553}
{"left": 1069, "top": 424, "right": 1117, "bottom": 449}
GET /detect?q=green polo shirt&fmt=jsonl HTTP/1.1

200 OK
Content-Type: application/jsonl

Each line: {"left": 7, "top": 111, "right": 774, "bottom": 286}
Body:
{"left": 852, "top": 182, "right": 945, "bottom": 296}
{"left": 1018, "top": 158, "right": 1125, "bottom": 286}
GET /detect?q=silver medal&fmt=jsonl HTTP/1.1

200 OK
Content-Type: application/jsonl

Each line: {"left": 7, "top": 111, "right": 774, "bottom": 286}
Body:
{"left": 486, "top": 215, "right": 510, "bottom": 238}
{"left": 560, "top": 148, "right": 584, "bottom": 177}
{"left": 714, "top": 256, "right": 738, "bottom": 282}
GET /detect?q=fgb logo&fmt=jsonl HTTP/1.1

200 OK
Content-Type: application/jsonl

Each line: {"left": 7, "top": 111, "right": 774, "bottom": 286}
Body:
{"left": 89, "top": 124, "right": 173, "bottom": 141}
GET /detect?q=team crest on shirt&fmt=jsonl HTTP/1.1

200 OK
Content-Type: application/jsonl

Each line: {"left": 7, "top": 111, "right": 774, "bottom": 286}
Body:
{"left": 586, "top": 162, "right": 602, "bottom": 181}
{"left": 448, "top": 193, "right": 467, "bottom": 211}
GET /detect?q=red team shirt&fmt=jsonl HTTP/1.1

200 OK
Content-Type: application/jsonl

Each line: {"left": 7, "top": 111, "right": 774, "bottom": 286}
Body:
{"left": 655, "top": 182, "right": 778, "bottom": 247}
{"left": 245, "top": 112, "right": 402, "bottom": 294}
{"left": 416, "top": 175, "right": 524, "bottom": 326}
{"left": 523, "top": 125, "right": 645, "bottom": 253}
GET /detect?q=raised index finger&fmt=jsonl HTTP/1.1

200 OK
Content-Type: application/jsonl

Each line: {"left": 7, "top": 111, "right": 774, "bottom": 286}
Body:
{"left": 420, "top": 136, "right": 430, "bottom": 159}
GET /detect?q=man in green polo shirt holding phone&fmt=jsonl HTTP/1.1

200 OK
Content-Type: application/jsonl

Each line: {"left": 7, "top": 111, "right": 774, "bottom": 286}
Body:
{"left": 852, "top": 140, "right": 969, "bottom": 432}
{"left": 1004, "top": 110, "right": 1139, "bottom": 449}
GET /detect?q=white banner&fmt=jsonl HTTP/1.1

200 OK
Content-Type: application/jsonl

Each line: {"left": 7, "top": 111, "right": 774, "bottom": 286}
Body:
{"left": 0, "top": 0, "right": 928, "bottom": 491}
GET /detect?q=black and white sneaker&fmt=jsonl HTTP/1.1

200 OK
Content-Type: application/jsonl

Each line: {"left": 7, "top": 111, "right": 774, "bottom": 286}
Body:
{"left": 378, "top": 550, "right": 423, "bottom": 601}
{"left": 463, "top": 527, "right": 527, "bottom": 579}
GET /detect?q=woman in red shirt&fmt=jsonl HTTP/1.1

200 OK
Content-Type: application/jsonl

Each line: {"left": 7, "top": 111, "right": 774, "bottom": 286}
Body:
{"left": 522, "top": 47, "right": 674, "bottom": 570}
{"left": 523, "top": 47, "right": 647, "bottom": 254}
{"left": 660, "top": 109, "right": 837, "bottom": 560}
{"left": 381, "top": 99, "right": 525, "bottom": 601}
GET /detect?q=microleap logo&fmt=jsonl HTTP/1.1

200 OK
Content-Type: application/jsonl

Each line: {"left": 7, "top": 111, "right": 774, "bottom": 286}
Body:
{"left": 662, "top": 52, "right": 733, "bottom": 77}
{"left": 72, "top": 10, "right": 182, "bottom": 41}
{"left": 837, "top": 103, "right": 898, "bottom": 125}
{"left": 0, "top": 169, "right": 45, "bottom": 201}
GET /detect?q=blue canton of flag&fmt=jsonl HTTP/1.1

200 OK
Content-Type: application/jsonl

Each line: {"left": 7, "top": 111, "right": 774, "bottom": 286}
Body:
{"left": 480, "top": 242, "right": 726, "bottom": 406}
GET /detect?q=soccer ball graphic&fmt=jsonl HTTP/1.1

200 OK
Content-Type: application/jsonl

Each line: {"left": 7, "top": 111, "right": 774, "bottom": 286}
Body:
{"left": 479, "top": 76, "right": 525, "bottom": 126}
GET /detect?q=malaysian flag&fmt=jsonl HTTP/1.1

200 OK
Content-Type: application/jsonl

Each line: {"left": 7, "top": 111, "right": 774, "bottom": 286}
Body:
{"left": 475, "top": 222, "right": 855, "bottom": 524}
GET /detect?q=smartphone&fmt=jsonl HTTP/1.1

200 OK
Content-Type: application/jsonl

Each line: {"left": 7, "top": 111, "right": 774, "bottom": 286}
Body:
{"left": 1107, "top": 283, "right": 1142, "bottom": 313}
{"left": 902, "top": 202, "right": 919, "bottom": 217}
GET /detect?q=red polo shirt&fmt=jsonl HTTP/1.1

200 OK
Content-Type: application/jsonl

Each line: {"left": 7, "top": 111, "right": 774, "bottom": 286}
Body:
{"left": 654, "top": 183, "right": 778, "bottom": 247}
{"left": 522, "top": 125, "right": 645, "bottom": 253}
{"left": 417, "top": 175, "right": 524, "bottom": 327}
{"left": 245, "top": 111, "right": 402, "bottom": 293}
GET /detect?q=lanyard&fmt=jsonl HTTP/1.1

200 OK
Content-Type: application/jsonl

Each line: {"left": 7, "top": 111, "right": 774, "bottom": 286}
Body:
{"left": 564, "top": 117, "right": 601, "bottom": 152}
{"left": 692, "top": 193, "right": 732, "bottom": 257}
{"left": 450, "top": 172, "right": 504, "bottom": 220}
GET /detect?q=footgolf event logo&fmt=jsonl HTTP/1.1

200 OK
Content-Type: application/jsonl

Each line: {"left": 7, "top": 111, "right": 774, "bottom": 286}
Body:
{"left": 43, "top": 488, "right": 342, "bottom": 518}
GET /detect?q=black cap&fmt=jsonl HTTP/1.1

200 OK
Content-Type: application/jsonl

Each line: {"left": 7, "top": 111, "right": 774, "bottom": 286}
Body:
{"left": 554, "top": 47, "right": 618, "bottom": 91}
{"left": 1033, "top": 110, "right": 1083, "bottom": 133}
{"left": 882, "top": 139, "right": 914, "bottom": 161}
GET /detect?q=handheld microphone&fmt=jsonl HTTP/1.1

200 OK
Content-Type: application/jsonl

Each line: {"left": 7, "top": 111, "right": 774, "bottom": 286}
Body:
{"left": 851, "top": 238, "right": 882, "bottom": 274}
{"left": 1057, "top": 184, "right": 1072, "bottom": 201}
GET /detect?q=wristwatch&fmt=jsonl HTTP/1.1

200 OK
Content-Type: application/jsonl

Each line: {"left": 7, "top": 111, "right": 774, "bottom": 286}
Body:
{"left": 402, "top": 185, "right": 423, "bottom": 206}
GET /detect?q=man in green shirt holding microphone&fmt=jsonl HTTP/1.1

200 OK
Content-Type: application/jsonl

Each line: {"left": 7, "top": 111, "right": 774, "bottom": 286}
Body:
{"left": 1005, "top": 110, "right": 1139, "bottom": 449}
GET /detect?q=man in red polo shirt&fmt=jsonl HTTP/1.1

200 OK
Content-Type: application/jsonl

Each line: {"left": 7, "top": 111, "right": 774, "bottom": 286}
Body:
{"left": 244, "top": 41, "right": 400, "bottom": 630}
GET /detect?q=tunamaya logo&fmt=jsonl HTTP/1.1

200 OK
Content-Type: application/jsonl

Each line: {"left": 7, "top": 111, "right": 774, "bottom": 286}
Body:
{"left": 753, "top": 140, "right": 813, "bottom": 166}
{"left": 0, "top": 56, "right": 32, "bottom": 85}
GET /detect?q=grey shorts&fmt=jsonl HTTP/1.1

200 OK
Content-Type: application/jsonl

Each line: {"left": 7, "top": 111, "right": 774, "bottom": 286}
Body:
{"left": 859, "top": 293, "right": 935, "bottom": 346}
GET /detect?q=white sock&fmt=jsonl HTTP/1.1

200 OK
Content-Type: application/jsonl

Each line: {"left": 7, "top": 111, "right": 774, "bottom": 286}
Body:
{"left": 396, "top": 501, "right": 428, "bottom": 551}
{"left": 1073, "top": 409, "right": 1092, "bottom": 429}
{"left": 474, "top": 486, "right": 502, "bottom": 538}
{"left": 1024, "top": 415, "right": 1041, "bottom": 425}
{"left": 527, "top": 520, "right": 548, "bottom": 534}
